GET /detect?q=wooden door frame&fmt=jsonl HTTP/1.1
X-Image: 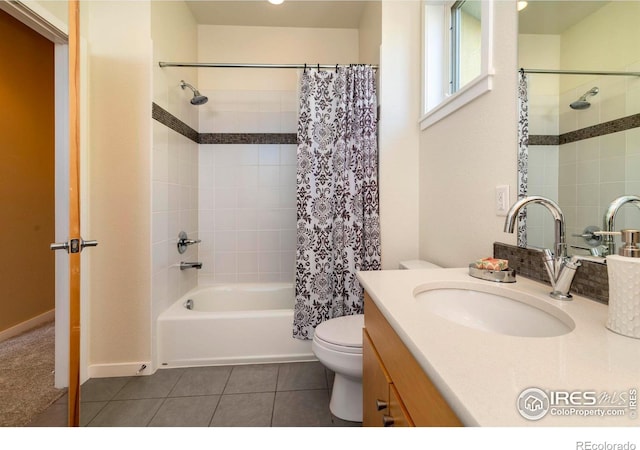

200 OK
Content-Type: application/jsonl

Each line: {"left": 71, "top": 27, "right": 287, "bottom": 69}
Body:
{"left": 68, "top": 0, "right": 81, "bottom": 426}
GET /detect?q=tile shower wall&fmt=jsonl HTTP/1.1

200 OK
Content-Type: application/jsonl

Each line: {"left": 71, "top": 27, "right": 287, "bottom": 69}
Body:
{"left": 198, "top": 90, "right": 298, "bottom": 283}
{"left": 152, "top": 121, "right": 199, "bottom": 316}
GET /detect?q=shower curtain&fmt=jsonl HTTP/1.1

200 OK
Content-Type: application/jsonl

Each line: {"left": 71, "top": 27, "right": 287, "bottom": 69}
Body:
{"left": 293, "top": 65, "right": 381, "bottom": 340}
{"left": 517, "top": 69, "right": 529, "bottom": 247}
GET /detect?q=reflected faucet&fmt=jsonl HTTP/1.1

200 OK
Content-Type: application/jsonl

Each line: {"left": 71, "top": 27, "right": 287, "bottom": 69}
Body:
{"left": 603, "top": 195, "right": 640, "bottom": 256}
{"left": 504, "top": 196, "right": 581, "bottom": 300}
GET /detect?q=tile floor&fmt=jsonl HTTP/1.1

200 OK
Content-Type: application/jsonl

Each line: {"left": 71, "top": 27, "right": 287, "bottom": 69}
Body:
{"left": 28, "top": 361, "right": 360, "bottom": 427}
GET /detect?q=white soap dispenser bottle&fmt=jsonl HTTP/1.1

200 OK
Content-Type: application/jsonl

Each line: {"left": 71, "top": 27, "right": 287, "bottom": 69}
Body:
{"left": 605, "top": 229, "right": 640, "bottom": 339}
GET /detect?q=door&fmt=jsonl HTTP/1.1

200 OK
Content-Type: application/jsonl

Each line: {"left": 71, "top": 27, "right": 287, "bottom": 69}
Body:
{"left": 50, "top": 0, "right": 96, "bottom": 427}
{"left": 0, "top": 0, "right": 75, "bottom": 424}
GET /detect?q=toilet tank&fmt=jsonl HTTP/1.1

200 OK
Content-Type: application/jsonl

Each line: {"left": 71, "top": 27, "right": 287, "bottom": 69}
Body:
{"left": 398, "top": 260, "right": 441, "bottom": 270}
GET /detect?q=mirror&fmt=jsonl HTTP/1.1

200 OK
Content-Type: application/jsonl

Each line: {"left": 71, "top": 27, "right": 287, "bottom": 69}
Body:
{"left": 517, "top": 0, "right": 640, "bottom": 256}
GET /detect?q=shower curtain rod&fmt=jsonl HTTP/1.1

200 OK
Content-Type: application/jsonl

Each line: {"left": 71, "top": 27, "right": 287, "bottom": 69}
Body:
{"left": 521, "top": 68, "right": 640, "bottom": 77}
{"left": 158, "top": 61, "right": 378, "bottom": 70}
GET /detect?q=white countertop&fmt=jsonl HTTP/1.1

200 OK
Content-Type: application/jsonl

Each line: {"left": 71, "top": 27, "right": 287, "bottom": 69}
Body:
{"left": 357, "top": 268, "right": 640, "bottom": 426}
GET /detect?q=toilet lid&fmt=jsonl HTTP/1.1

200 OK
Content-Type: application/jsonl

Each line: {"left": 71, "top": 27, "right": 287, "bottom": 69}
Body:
{"left": 314, "top": 314, "right": 364, "bottom": 348}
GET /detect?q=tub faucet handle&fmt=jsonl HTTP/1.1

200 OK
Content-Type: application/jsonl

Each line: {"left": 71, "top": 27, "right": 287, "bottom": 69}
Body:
{"left": 177, "top": 231, "right": 201, "bottom": 254}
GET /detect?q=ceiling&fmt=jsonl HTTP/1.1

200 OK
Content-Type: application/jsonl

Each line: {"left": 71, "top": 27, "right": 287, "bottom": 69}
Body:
{"left": 186, "top": 1, "right": 372, "bottom": 29}
{"left": 184, "top": 0, "right": 610, "bottom": 33}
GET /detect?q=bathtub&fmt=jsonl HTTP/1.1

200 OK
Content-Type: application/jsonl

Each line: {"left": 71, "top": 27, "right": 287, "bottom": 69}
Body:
{"left": 157, "top": 283, "right": 314, "bottom": 368}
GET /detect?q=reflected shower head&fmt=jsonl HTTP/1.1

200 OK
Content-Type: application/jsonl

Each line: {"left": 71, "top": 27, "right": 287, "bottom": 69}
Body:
{"left": 570, "top": 87, "right": 599, "bottom": 110}
{"left": 180, "top": 80, "right": 208, "bottom": 105}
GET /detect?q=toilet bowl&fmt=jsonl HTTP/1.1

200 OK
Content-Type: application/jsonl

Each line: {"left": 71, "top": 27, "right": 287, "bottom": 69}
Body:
{"left": 312, "top": 314, "right": 364, "bottom": 422}
{"left": 312, "top": 261, "right": 440, "bottom": 422}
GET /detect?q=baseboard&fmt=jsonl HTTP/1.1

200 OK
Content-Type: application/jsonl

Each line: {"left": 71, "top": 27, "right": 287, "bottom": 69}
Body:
{"left": 0, "top": 309, "right": 55, "bottom": 343}
{"left": 88, "top": 361, "right": 154, "bottom": 378}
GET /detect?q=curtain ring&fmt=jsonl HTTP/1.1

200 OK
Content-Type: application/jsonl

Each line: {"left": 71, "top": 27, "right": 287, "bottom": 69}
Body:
{"left": 317, "top": 63, "right": 320, "bottom": 71}
{"left": 304, "top": 63, "right": 307, "bottom": 73}
{"left": 335, "top": 64, "right": 339, "bottom": 73}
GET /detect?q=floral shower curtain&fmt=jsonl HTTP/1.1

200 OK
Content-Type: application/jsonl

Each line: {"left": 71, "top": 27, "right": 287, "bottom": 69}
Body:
{"left": 517, "top": 69, "right": 529, "bottom": 247}
{"left": 293, "top": 65, "right": 381, "bottom": 340}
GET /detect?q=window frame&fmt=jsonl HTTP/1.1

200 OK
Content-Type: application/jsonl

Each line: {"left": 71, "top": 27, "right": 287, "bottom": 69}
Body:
{"left": 420, "top": 0, "right": 494, "bottom": 130}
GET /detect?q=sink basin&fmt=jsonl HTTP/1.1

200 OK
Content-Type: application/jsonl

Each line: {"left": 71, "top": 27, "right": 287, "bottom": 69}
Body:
{"left": 414, "top": 285, "right": 575, "bottom": 338}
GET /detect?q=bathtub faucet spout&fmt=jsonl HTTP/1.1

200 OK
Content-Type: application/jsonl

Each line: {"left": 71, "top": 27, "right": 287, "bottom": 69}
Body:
{"left": 180, "top": 261, "right": 203, "bottom": 270}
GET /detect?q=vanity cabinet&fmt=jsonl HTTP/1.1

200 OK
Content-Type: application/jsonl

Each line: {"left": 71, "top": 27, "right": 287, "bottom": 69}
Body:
{"left": 363, "top": 293, "right": 462, "bottom": 427}
{"left": 363, "top": 331, "right": 413, "bottom": 426}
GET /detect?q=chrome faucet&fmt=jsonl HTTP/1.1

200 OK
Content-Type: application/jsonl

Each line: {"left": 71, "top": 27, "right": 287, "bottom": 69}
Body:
{"left": 504, "top": 196, "right": 581, "bottom": 300}
{"left": 602, "top": 195, "right": 640, "bottom": 256}
{"left": 180, "top": 261, "right": 203, "bottom": 270}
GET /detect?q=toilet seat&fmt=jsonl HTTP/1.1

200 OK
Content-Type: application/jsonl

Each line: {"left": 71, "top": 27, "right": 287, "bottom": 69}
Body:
{"left": 313, "top": 314, "right": 364, "bottom": 354}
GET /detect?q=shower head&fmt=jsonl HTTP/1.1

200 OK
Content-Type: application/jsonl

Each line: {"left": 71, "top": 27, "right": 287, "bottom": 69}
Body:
{"left": 570, "top": 87, "right": 599, "bottom": 110}
{"left": 180, "top": 80, "right": 208, "bottom": 105}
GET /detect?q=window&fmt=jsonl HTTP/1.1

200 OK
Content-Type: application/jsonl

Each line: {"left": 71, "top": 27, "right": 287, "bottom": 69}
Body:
{"left": 450, "top": 0, "right": 482, "bottom": 93}
{"left": 421, "top": 0, "right": 494, "bottom": 129}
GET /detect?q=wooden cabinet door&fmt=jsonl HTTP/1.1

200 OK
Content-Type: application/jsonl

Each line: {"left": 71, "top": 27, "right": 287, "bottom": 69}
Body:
{"left": 363, "top": 330, "right": 391, "bottom": 427}
{"left": 389, "top": 384, "right": 414, "bottom": 427}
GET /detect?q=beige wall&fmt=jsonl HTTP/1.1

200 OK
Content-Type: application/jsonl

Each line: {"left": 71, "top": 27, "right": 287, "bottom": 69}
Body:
{"left": 359, "top": 0, "right": 382, "bottom": 65}
{"left": 419, "top": 1, "right": 519, "bottom": 267}
{"left": 377, "top": 0, "right": 422, "bottom": 269}
{"left": 560, "top": 1, "right": 640, "bottom": 93}
{"left": 197, "top": 25, "right": 359, "bottom": 92}
{"left": 31, "top": 0, "right": 68, "bottom": 27}
{"left": 85, "top": 1, "right": 153, "bottom": 373}
{"left": 152, "top": 0, "right": 198, "bottom": 129}
{"left": 0, "top": 9, "right": 55, "bottom": 333}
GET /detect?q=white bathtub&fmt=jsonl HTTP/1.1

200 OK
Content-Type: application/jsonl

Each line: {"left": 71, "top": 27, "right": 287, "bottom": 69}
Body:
{"left": 157, "top": 283, "right": 314, "bottom": 368}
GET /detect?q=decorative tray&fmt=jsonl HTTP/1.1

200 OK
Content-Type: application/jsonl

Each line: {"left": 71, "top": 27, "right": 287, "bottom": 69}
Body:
{"left": 468, "top": 264, "right": 517, "bottom": 283}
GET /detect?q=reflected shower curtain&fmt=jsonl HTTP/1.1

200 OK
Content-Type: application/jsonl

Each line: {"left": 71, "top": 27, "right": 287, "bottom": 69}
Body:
{"left": 517, "top": 69, "right": 529, "bottom": 247}
{"left": 293, "top": 65, "right": 381, "bottom": 340}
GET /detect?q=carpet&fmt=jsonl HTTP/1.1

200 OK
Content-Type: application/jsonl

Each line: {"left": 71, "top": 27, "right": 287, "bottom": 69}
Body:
{"left": 0, "top": 321, "right": 66, "bottom": 426}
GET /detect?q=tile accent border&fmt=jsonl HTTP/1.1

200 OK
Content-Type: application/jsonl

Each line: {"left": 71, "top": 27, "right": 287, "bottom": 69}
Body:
{"left": 152, "top": 102, "right": 297, "bottom": 145}
{"left": 529, "top": 135, "right": 559, "bottom": 146}
{"left": 152, "top": 103, "right": 199, "bottom": 143}
{"left": 200, "top": 133, "right": 297, "bottom": 145}
{"left": 493, "top": 242, "right": 609, "bottom": 304}
{"left": 530, "top": 113, "right": 640, "bottom": 146}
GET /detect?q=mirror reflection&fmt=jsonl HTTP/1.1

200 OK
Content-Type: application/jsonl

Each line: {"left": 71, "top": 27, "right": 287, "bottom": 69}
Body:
{"left": 518, "top": 0, "right": 640, "bottom": 256}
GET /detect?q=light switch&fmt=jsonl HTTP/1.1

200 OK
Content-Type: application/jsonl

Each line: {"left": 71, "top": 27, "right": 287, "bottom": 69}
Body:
{"left": 496, "top": 185, "right": 510, "bottom": 216}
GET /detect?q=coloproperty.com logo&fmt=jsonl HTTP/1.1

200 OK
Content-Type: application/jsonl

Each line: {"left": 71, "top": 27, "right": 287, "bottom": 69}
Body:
{"left": 517, "top": 387, "right": 638, "bottom": 421}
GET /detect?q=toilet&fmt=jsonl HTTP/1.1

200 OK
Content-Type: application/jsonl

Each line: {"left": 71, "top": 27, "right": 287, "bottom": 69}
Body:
{"left": 312, "top": 260, "right": 440, "bottom": 422}
{"left": 312, "top": 314, "right": 365, "bottom": 422}
{"left": 398, "top": 259, "right": 442, "bottom": 270}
